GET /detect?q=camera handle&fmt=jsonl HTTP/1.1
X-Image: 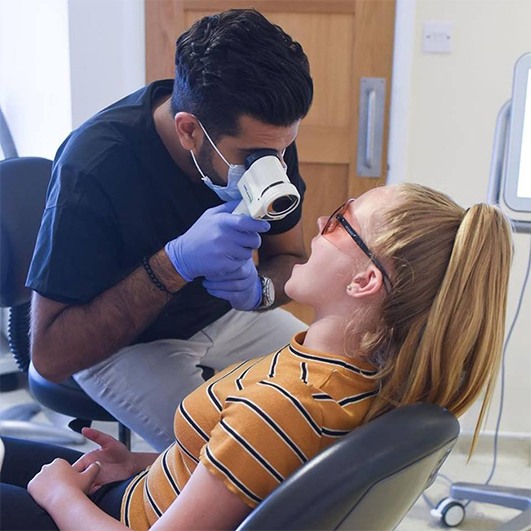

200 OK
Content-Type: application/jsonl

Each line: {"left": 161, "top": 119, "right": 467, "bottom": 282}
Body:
{"left": 232, "top": 199, "right": 251, "bottom": 216}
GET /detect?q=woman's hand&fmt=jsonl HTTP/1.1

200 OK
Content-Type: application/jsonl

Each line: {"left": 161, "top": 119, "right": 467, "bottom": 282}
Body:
{"left": 28, "top": 458, "right": 129, "bottom": 531}
{"left": 28, "top": 458, "right": 100, "bottom": 511}
{"left": 73, "top": 427, "right": 139, "bottom": 493}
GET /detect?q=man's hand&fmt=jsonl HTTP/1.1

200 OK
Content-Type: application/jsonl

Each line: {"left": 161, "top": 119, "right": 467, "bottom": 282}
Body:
{"left": 28, "top": 458, "right": 100, "bottom": 510}
{"left": 73, "top": 427, "right": 141, "bottom": 494}
{"left": 203, "top": 259, "right": 262, "bottom": 311}
{"left": 165, "top": 201, "right": 270, "bottom": 281}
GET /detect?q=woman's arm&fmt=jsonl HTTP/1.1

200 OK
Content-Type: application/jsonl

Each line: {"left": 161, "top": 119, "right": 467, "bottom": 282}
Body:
{"left": 152, "top": 462, "right": 251, "bottom": 531}
{"left": 28, "top": 458, "right": 130, "bottom": 531}
{"left": 29, "top": 458, "right": 251, "bottom": 531}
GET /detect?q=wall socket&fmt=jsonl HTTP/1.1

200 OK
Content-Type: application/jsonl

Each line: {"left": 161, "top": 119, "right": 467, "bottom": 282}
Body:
{"left": 423, "top": 22, "right": 453, "bottom": 54}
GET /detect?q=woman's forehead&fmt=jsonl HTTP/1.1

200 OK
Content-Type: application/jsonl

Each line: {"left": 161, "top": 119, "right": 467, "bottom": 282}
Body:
{"left": 349, "top": 187, "right": 395, "bottom": 226}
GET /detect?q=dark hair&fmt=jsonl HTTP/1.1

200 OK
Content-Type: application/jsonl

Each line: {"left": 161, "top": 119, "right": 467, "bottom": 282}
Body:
{"left": 170, "top": 9, "right": 313, "bottom": 138}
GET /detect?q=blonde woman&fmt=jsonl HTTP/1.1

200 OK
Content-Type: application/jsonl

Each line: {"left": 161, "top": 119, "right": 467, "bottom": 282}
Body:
{"left": 1, "top": 184, "right": 512, "bottom": 530}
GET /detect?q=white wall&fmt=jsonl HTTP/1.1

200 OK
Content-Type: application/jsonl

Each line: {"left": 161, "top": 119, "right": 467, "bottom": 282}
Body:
{"left": 68, "top": 0, "right": 145, "bottom": 129}
{"left": 0, "top": 0, "right": 72, "bottom": 158}
{"left": 391, "top": 0, "right": 531, "bottom": 438}
{"left": 0, "top": 0, "right": 145, "bottom": 158}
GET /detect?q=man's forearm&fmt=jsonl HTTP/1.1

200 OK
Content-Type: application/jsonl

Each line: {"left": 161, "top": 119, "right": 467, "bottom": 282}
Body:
{"left": 30, "top": 250, "right": 186, "bottom": 382}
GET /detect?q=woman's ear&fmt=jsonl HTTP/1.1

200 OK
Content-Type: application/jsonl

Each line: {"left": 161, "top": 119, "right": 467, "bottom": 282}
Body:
{"left": 174, "top": 112, "right": 201, "bottom": 151}
{"left": 346, "top": 265, "right": 384, "bottom": 299}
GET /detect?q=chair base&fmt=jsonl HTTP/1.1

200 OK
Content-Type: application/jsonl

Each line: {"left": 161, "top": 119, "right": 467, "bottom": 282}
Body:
{"left": 0, "top": 419, "right": 85, "bottom": 445}
{"left": 451, "top": 482, "right": 531, "bottom": 531}
{"left": 0, "top": 403, "right": 85, "bottom": 445}
{"left": 29, "top": 363, "right": 132, "bottom": 449}
{"left": 0, "top": 402, "right": 41, "bottom": 421}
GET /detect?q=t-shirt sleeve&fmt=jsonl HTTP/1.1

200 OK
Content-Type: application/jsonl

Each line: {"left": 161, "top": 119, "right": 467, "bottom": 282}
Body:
{"left": 26, "top": 157, "right": 125, "bottom": 303}
{"left": 199, "top": 378, "right": 322, "bottom": 508}
{"left": 265, "top": 141, "right": 306, "bottom": 235}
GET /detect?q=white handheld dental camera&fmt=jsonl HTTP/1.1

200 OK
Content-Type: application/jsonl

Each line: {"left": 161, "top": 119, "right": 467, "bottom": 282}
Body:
{"left": 232, "top": 149, "right": 300, "bottom": 220}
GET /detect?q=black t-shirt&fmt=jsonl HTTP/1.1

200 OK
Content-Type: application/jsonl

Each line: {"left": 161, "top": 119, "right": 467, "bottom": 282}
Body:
{"left": 26, "top": 80, "right": 306, "bottom": 342}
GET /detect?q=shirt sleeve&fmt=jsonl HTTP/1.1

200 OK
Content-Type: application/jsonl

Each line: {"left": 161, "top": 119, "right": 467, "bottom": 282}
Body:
{"left": 26, "top": 155, "right": 127, "bottom": 303}
{"left": 199, "top": 377, "right": 322, "bottom": 508}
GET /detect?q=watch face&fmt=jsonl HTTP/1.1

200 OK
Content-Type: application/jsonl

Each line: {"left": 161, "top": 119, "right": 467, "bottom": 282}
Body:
{"left": 259, "top": 275, "right": 275, "bottom": 309}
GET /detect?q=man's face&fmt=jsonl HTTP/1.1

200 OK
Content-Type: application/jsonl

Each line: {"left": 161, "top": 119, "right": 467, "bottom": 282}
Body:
{"left": 195, "top": 115, "right": 300, "bottom": 185}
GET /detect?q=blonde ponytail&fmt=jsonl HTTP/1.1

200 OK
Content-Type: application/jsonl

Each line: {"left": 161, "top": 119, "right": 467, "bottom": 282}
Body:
{"left": 360, "top": 184, "right": 513, "bottom": 451}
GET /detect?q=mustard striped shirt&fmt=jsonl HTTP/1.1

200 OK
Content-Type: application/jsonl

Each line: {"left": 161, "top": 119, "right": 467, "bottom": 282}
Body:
{"left": 121, "top": 332, "right": 378, "bottom": 529}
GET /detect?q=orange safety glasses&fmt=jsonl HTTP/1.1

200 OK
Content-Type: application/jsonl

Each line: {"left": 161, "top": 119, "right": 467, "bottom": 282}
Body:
{"left": 321, "top": 200, "right": 392, "bottom": 293}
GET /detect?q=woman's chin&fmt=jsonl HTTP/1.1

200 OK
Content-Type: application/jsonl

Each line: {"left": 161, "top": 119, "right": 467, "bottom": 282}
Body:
{"left": 285, "top": 282, "right": 293, "bottom": 299}
{"left": 284, "top": 274, "right": 296, "bottom": 299}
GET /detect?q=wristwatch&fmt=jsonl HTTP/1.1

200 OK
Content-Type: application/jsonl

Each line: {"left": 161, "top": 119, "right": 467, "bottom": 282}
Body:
{"left": 257, "top": 274, "right": 275, "bottom": 309}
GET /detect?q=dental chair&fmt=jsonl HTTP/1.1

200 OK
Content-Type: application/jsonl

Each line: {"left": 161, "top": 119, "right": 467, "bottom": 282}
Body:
{"left": 0, "top": 156, "right": 131, "bottom": 448}
{"left": 236, "top": 402, "right": 460, "bottom": 531}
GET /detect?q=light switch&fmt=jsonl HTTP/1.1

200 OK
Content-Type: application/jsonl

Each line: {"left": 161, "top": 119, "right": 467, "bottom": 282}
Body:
{"left": 423, "top": 22, "right": 453, "bottom": 54}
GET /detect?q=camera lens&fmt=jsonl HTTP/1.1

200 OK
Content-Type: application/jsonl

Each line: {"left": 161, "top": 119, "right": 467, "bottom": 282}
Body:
{"left": 269, "top": 195, "right": 298, "bottom": 215}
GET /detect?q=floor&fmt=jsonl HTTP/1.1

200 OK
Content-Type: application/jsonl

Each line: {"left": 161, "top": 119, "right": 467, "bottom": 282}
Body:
{"left": 1, "top": 376, "right": 529, "bottom": 531}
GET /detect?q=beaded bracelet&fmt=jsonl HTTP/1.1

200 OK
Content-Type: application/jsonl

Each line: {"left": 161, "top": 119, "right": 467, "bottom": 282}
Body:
{"left": 142, "top": 256, "right": 178, "bottom": 295}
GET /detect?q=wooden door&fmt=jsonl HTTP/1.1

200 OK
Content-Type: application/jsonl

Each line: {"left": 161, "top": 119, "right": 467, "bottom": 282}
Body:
{"left": 145, "top": 0, "right": 396, "bottom": 323}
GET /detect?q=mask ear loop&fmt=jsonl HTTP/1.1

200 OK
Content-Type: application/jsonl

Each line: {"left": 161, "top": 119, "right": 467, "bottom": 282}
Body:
{"left": 279, "top": 148, "right": 288, "bottom": 170}
{"left": 190, "top": 150, "right": 208, "bottom": 181}
{"left": 195, "top": 119, "right": 233, "bottom": 168}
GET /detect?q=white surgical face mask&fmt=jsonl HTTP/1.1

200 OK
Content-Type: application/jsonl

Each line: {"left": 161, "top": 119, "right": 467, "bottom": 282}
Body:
{"left": 190, "top": 121, "right": 245, "bottom": 201}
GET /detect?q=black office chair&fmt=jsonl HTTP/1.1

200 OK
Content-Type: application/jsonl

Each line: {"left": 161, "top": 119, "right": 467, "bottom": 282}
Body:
{"left": 0, "top": 106, "right": 21, "bottom": 393}
{"left": 236, "top": 403, "right": 460, "bottom": 531}
{"left": 0, "top": 156, "right": 131, "bottom": 448}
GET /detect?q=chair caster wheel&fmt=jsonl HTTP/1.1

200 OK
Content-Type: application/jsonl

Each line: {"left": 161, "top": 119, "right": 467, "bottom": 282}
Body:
{"left": 430, "top": 498, "right": 466, "bottom": 527}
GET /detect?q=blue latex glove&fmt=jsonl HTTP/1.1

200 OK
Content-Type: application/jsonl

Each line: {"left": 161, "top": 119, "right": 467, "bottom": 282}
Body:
{"left": 202, "top": 259, "right": 262, "bottom": 311}
{"left": 165, "top": 201, "right": 270, "bottom": 282}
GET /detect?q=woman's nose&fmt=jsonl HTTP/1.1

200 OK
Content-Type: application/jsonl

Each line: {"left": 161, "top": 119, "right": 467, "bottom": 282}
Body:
{"left": 316, "top": 216, "right": 327, "bottom": 233}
